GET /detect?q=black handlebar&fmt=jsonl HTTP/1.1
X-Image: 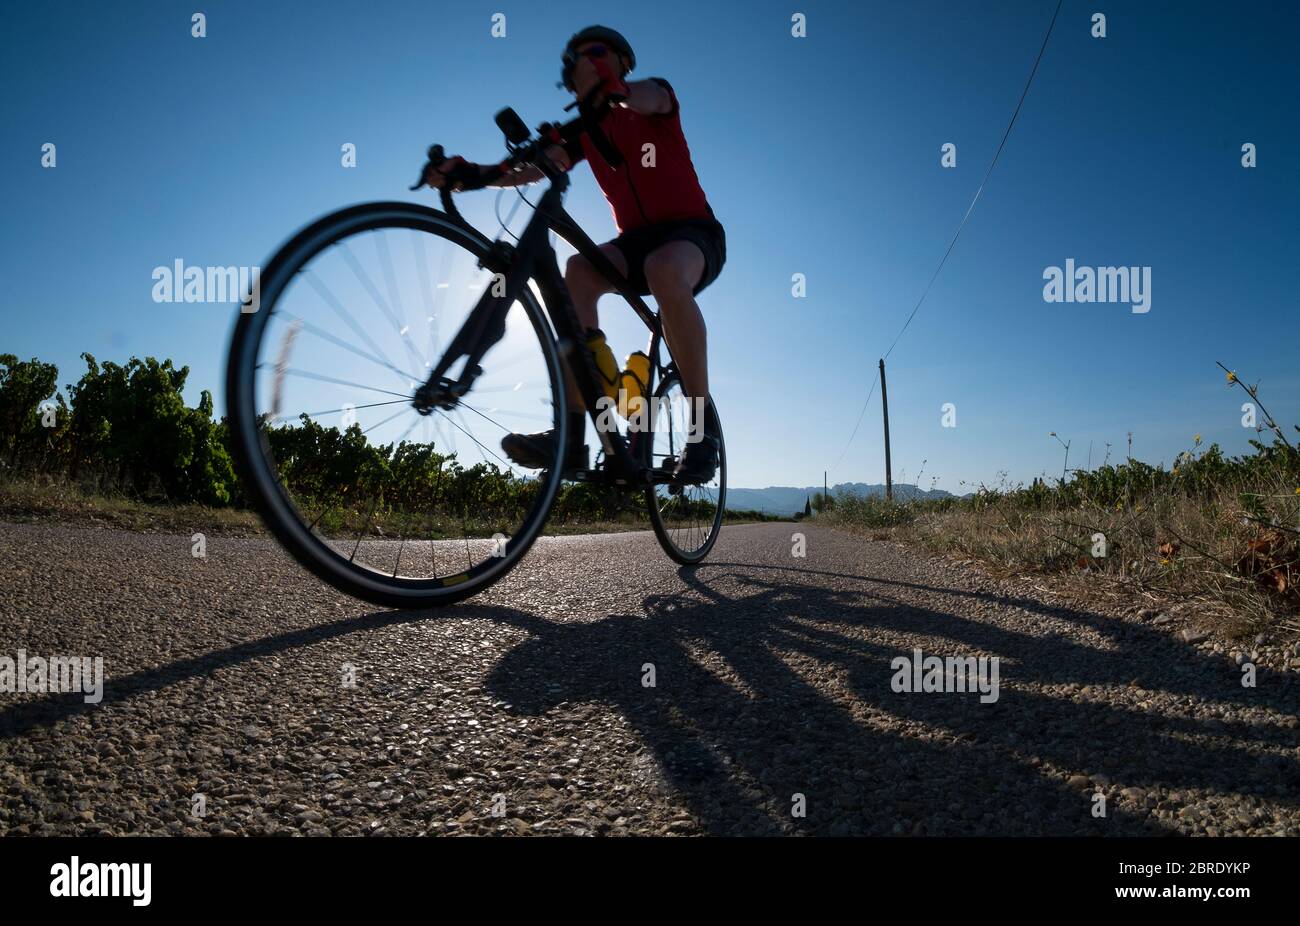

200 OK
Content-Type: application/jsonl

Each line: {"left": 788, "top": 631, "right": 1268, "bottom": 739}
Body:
{"left": 410, "top": 94, "right": 618, "bottom": 214}
{"left": 409, "top": 142, "right": 494, "bottom": 216}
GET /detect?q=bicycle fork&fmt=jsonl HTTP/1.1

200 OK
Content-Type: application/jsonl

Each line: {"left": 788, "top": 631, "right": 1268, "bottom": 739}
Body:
{"left": 413, "top": 189, "right": 643, "bottom": 483}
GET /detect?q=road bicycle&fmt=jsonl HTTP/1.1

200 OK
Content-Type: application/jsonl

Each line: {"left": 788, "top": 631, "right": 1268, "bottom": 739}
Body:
{"left": 225, "top": 103, "right": 727, "bottom": 608}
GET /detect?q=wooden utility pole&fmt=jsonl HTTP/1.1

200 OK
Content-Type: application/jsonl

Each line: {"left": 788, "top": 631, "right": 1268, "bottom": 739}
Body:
{"left": 823, "top": 470, "right": 828, "bottom": 509}
{"left": 879, "top": 359, "right": 893, "bottom": 500}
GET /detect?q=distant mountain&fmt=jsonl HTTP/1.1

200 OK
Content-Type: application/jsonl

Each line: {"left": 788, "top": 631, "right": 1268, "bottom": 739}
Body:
{"left": 725, "top": 482, "right": 956, "bottom": 515}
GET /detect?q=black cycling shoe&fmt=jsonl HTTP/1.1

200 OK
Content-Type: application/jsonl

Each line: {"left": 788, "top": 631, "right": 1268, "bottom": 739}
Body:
{"left": 501, "top": 428, "right": 588, "bottom": 473}
{"left": 672, "top": 434, "right": 720, "bottom": 485}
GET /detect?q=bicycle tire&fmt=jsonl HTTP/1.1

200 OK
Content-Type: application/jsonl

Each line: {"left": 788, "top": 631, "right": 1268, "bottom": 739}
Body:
{"left": 225, "top": 201, "right": 567, "bottom": 608}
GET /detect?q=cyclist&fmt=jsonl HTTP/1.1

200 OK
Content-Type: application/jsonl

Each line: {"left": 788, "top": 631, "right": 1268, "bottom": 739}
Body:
{"left": 423, "top": 25, "right": 724, "bottom": 484}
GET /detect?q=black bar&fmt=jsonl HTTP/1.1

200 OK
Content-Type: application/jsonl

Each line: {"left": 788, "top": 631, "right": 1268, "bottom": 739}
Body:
{"left": 3, "top": 836, "right": 1286, "bottom": 912}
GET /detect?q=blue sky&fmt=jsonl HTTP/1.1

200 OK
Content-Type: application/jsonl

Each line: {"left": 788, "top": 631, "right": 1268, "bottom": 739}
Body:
{"left": 3, "top": 0, "right": 1297, "bottom": 492}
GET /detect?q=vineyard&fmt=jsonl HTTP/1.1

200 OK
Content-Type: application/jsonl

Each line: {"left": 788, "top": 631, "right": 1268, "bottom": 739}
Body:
{"left": 0, "top": 352, "right": 761, "bottom": 535}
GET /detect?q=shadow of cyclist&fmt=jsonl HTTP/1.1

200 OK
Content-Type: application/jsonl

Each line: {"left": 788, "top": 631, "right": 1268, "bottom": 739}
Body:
{"left": 480, "top": 561, "right": 1300, "bottom": 835}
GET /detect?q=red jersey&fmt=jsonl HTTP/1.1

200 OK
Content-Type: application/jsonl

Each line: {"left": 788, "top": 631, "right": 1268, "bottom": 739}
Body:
{"left": 563, "top": 78, "right": 715, "bottom": 234}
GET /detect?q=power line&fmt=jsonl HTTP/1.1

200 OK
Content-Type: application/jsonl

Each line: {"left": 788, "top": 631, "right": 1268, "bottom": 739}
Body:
{"left": 828, "top": 0, "right": 1064, "bottom": 474}
{"left": 829, "top": 377, "right": 876, "bottom": 472}
{"left": 884, "top": 0, "right": 1063, "bottom": 360}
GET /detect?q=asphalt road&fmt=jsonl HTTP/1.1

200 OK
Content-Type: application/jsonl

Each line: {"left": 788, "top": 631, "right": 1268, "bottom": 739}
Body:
{"left": 1, "top": 520, "right": 1297, "bottom": 836}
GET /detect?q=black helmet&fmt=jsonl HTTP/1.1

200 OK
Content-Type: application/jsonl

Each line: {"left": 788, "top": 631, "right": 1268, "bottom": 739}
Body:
{"left": 560, "top": 25, "right": 635, "bottom": 91}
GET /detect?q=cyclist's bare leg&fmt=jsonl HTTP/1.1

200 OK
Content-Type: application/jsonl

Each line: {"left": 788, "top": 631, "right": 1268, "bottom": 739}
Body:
{"left": 643, "top": 241, "right": 708, "bottom": 405}
{"left": 562, "top": 245, "right": 628, "bottom": 413}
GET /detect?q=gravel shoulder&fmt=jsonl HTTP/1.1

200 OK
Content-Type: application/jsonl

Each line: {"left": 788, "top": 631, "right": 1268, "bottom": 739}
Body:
{"left": 1, "top": 519, "right": 1297, "bottom": 836}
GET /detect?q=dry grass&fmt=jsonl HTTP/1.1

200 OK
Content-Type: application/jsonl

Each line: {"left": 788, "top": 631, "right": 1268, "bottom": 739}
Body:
{"left": 0, "top": 475, "right": 771, "bottom": 540}
{"left": 822, "top": 446, "right": 1300, "bottom": 640}
{"left": 0, "top": 476, "right": 266, "bottom": 536}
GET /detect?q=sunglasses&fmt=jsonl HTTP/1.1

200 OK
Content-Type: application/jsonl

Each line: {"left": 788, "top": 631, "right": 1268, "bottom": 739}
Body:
{"left": 575, "top": 43, "right": 611, "bottom": 60}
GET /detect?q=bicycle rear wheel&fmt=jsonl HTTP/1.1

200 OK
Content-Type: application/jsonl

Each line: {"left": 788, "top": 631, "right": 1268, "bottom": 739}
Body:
{"left": 641, "top": 371, "right": 726, "bottom": 563}
{"left": 225, "top": 202, "right": 567, "bottom": 608}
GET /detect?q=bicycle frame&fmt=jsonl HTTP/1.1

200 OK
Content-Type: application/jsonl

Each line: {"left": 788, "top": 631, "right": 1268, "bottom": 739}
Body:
{"left": 413, "top": 166, "right": 671, "bottom": 486}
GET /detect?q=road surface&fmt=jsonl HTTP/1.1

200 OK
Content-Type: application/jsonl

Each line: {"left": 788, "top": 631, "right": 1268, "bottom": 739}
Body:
{"left": 1, "top": 520, "right": 1297, "bottom": 836}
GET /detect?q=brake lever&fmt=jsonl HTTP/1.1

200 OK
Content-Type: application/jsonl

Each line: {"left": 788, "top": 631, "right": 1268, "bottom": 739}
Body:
{"left": 409, "top": 144, "right": 447, "bottom": 191}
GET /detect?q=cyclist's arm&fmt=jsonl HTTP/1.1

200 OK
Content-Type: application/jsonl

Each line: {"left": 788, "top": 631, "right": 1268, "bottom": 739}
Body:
{"left": 619, "top": 78, "right": 675, "bottom": 116}
{"left": 486, "top": 163, "right": 544, "bottom": 187}
{"left": 484, "top": 142, "right": 582, "bottom": 187}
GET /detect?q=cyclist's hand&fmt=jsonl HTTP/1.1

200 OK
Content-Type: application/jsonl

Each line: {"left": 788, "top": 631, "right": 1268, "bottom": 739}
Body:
{"left": 423, "top": 155, "right": 477, "bottom": 191}
{"left": 422, "top": 155, "right": 460, "bottom": 189}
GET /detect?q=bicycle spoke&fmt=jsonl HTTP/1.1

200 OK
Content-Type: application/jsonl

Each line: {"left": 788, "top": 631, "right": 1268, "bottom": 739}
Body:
{"left": 477, "top": 344, "right": 546, "bottom": 374}
{"left": 361, "top": 406, "right": 411, "bottom": 436}
{"left": 435, "top": 408, "right": 515, "bottom": 472}
{"left": 461, "top": 501, "right": 472, "bottom": 571}
{"left": 335, "top": 239, "right": 426, "bottom": 376}
{"left": 392, "top": 535, "right": 407, "bottom": 577}
{"left": 350, "top": 492, "right": 381, "bottom": 563}
{"left": 470, "top": 381, "right": 539, "bottom": 394}
{"left": 266, "top": 366, "right": 413, "bottom": 401}
{"left": 374, "top": 230, "right": 415, "bottom": 359}
{"left": 274, "top": 398, "right": 410, "bottom": 424}
{"left": 301, "top": 269, "right": 413, "bottom": 387}
{"left": 425, "top": 464, "right": 445, "bottom": 577}
{"left": 308, "top": 501, "right": 334, "bottom": 533}
{"left": 459, "top": 400, "right": 551, "bottom": 433}
{"left": 279, "top": 307, "right": 418, "bottom": 384}
{"left": 414, "top": 232, "right": 446, "bottom": 370}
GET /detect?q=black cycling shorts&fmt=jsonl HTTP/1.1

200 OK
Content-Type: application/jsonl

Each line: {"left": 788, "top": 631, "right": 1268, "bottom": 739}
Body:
{"left": 608, "top": 217, "right": 726, "bottom": 298}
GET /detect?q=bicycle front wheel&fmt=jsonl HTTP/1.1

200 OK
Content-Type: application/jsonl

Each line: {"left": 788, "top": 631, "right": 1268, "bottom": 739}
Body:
{"left": 225, "top": 201, "right": 567, "bottom": 608}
